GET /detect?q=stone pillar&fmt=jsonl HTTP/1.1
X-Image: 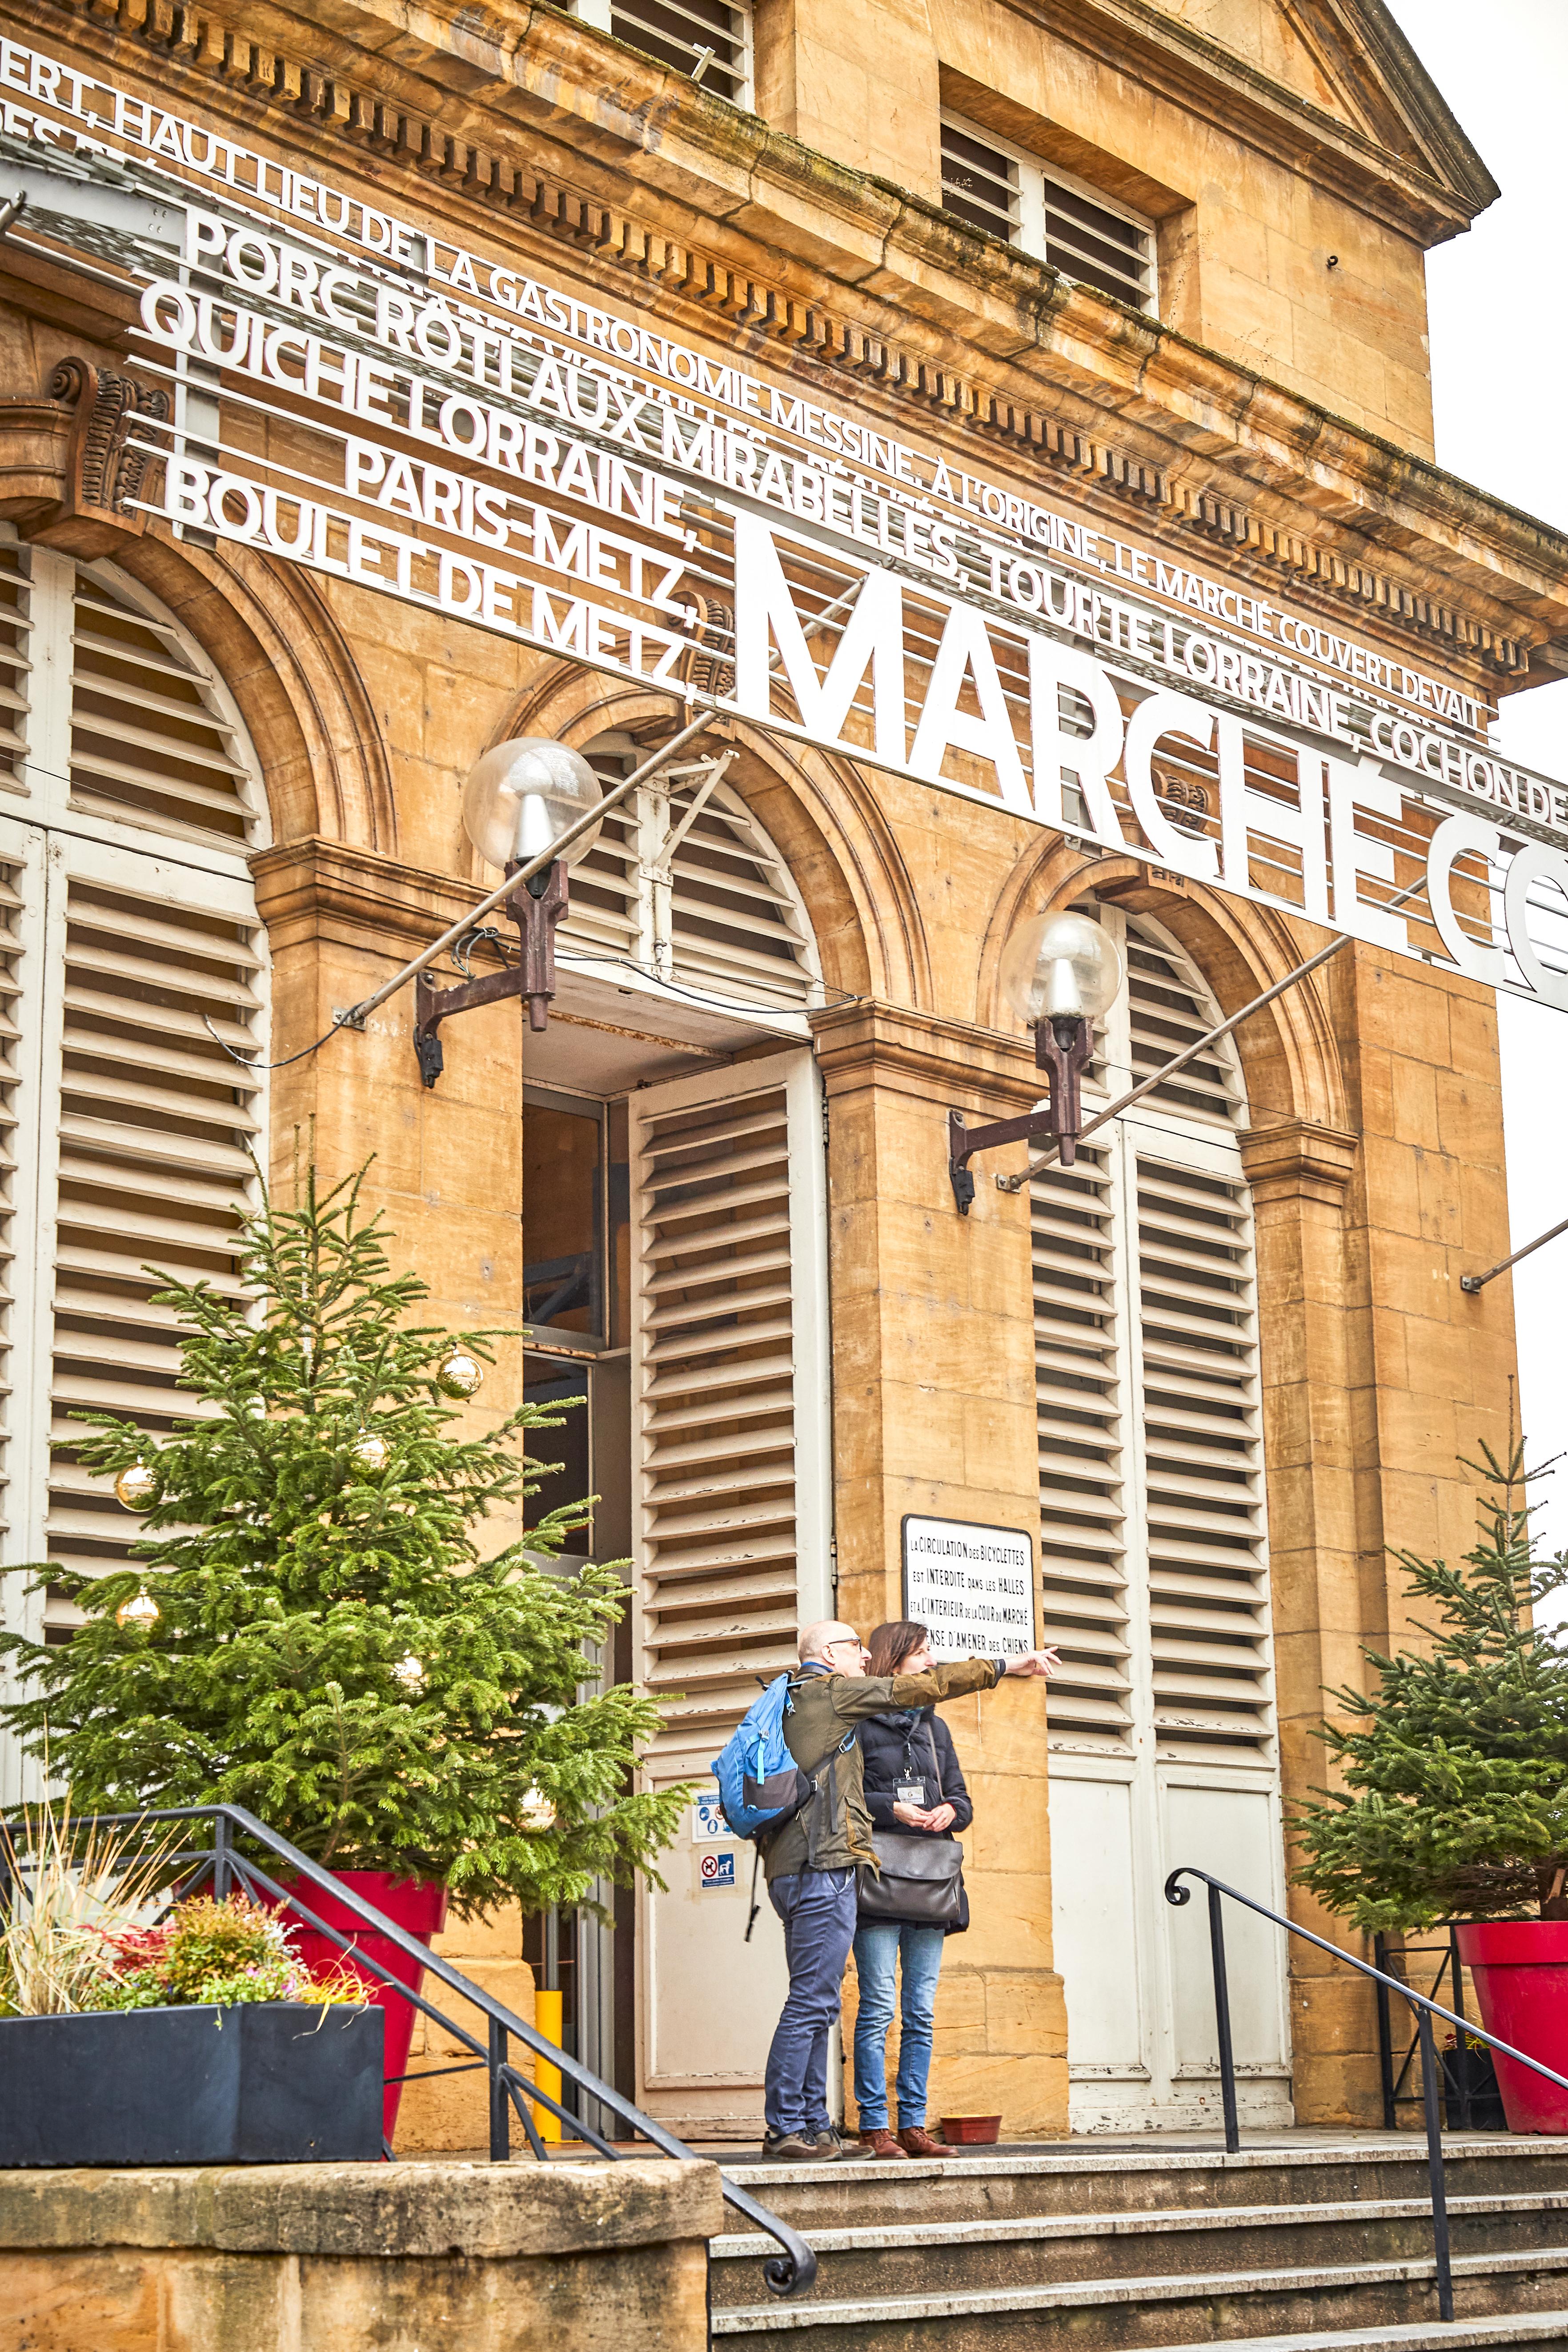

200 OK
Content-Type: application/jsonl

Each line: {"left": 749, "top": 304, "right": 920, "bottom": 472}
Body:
{"left": 811, "top": 1000, "right": 1067, "bottom": 2136}
{"left": 1238, "top": 1115, "right": 1370, "bottom": 2123}
{"left": 754, "top": 0, "right": 941, "bottom": 199}
{"left": 252, "top": 839, "right": 527, "bottom": 1551}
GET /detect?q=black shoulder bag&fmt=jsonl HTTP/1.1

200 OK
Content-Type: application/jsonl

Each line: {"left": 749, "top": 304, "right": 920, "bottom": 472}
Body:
{"left": 856, "top": 1720, "right": 965, "bottom": 1928}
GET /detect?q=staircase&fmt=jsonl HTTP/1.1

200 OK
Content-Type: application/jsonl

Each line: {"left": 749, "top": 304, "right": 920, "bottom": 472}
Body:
{"left": 710, "top": 2136, "right": 1568, "bottom": 2348}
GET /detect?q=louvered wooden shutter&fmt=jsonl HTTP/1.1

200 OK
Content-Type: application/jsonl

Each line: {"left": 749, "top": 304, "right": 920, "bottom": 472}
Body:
{"left": 628, "top": 1050, "right": 830, "bottom": 2128}
{"left": 1036, "top": 921, "right": 1271, "bottom": 1764}
{"left": 0, "top": 542, "right": 268, "bottom": 1668}
{"left": 1040, "top": 913, "right": 1287, "bottom": 2130}
{"left": 1135, "top": 1141, "right": 1271, "bottom": 1759}
{"left": 43, "top": 845, "right": 267, "bottom": 1617}
{"left": 629, "top": 1051, "right": 830, "bottom": 1768}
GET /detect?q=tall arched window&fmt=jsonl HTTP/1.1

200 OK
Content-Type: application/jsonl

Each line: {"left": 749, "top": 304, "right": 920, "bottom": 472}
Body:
{"left": 1035, "top": 907, "right": 1291, "bottom": 2132}
{"left": 0, "top": 534, "right": 268, "bottom": 1714}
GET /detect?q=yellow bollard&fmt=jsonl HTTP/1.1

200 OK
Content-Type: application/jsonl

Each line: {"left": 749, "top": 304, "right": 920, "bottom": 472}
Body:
{"left": 534, "top": 1988, "right": 563, "bottom": 2145}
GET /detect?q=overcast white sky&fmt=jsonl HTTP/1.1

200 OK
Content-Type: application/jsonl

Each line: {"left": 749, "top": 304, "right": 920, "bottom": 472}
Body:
{"left": 1376, "top": 0, "right": 1568, "bottom": 1582}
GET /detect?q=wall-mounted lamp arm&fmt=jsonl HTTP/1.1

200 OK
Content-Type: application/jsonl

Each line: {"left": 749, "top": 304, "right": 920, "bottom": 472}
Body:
{"left": 338, "top": 711, "right": 717, "bottom": 1035}
{"left": 1460, "top": 1214, "right": 1568, "bottom": 1296}
{"left": 998, "top": 877, "right": 1428, "bottom": 1191}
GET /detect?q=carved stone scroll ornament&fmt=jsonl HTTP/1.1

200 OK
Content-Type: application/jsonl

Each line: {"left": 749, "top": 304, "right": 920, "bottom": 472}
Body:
{"left": 23, "top": 359, "right": 171, "bottom": 557}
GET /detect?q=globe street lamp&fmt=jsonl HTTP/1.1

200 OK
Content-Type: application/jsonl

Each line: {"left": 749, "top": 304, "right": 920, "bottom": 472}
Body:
{"left": 948, "top": 910, "right": 1125, "bottom": 1214}
{"left": 413, "top": 738, "right": 603, "bottom": 1086}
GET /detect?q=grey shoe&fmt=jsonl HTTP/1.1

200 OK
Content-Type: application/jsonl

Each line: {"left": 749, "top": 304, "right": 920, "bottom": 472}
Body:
{"left": 812, "top": 2126, "right": 846, "bottom": 2158}
{"left": 764, "top": 2130, "right": 842, "bottom": 2161}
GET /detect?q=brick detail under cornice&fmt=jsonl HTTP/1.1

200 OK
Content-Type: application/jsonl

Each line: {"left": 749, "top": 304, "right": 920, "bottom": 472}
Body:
{"left": 33, "top": 0, "right": 1530, "bottom": 681}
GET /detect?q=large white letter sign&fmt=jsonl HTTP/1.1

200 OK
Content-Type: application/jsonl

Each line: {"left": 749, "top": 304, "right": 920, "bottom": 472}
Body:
{"left": 1426, "top": 813, "right": 1507, "bottom": 984}
{"left": 909, "top": 604, "right": 1031, "bottom": 815}
{"left": 1504, "top": 842, "right": 1568, "bottom": 1011}
{"left": 731, "top": 514, "right": 906, "bottom": 763}
{"left": 1123, "top": 690, "right": 1222, "bottom": 881}
{"left": 1219, "top": 724, "right": 1329, "bottom": 923}
{"left": 1027, "top": 638, "right": 1125, "bottom": 847}
{"left": 1327, "top": 756, "right": 1408, "bottom": 952}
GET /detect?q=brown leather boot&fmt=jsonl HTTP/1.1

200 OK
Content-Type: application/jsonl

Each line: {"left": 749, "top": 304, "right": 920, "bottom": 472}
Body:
{"left": 898, "top": 2124, "right": 944, "bottom": 2158}
{"left": 857, "top": 2127, "right": 909, "bottom": 2160}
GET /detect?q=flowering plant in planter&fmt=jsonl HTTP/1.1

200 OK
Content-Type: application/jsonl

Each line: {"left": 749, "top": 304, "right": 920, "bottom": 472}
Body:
{"left": 81, "top": 1895, "right": 373, "bottom": 2014}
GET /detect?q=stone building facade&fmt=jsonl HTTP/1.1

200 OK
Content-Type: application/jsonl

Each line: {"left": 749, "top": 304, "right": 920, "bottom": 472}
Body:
{"left": 0, "top": 0, "right": 1560, "bottom": 2141}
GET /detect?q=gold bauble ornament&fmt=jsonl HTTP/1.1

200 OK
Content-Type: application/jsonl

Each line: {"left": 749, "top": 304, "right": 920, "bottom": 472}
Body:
{"left": 436, "top": 1349, "right": 482, "bottom": 1399}
{"left": 516, "top": 1784, "right": 557, "bottom": 1833}
{"left": 116, "top": 1588, "right": 160, "bottom": 1631}
{"left": 114, "top": 1462, "right": 158, "bottom": 1511}
{"left": 351, "top": 1430, "right": 389, "bottom": 1475}
{"left": 392, "top": 1652, "right": 425, "bottom": 1691}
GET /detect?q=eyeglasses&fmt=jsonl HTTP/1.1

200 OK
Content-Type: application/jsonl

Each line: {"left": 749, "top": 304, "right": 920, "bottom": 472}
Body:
{"left": 825, "top": 1638, "right": 870, "bottom": 1658}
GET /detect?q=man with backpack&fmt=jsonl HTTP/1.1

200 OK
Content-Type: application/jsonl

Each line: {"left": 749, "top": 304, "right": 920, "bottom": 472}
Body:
{"left": 742, "top": 1619, "right": 1057, "bottom": 2160}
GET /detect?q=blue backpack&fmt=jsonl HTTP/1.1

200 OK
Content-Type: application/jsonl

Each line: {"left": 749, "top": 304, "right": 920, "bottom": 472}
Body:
{"left": 711, "top": 1672, "right": 856, "bottom": 1940}
{"left": 711, "top": 1673, "right": 813, "bottom": 1840}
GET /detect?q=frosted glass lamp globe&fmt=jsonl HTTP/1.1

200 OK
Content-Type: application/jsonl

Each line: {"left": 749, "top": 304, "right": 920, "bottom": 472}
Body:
{"left": 461, "top": 738, "right": 603, "bottom": 872}
{"left": 999, "top": 911, "right": 1124, "bottom": 1028}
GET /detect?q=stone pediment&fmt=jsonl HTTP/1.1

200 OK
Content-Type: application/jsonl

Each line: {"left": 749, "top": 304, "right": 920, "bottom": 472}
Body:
{"left": 1115, "top": 0, "right": 1497, "bottom": 225}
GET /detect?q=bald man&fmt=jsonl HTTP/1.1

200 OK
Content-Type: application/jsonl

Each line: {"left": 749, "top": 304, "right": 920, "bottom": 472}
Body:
{"left": 759, "top": 1619, "right": 1056, "bottom": 2160}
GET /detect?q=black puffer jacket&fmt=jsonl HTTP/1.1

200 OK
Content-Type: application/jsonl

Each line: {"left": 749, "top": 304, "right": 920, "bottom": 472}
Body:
{"left": 857, "top": 1708, "right": 974, "bottom": 1933}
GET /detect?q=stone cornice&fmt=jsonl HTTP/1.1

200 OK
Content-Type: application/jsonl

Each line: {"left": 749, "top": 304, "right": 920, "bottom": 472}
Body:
{"left": 810, "top": 999, "right": 1042, "bottom": 1110}
{"left": 19, "top": 0, "right": 1568, "bottom": 682}
{"left": 251, "top": 835, "right": 492, "bottom": 962}
{"left": 1239, "top": 1116, "right": 1360, "bottom": 1204}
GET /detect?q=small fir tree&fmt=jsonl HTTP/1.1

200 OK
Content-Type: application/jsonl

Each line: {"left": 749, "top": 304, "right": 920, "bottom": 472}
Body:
{"left": 1294, "top": 1445, "right": 1568, "bottom": 1932}
{"left": 0, "top": 1166, "right": 685, "bottom": 1917}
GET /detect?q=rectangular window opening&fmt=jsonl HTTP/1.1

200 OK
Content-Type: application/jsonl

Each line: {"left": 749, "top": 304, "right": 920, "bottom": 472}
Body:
{"left": 940, "top": 111, "right": 1157, "bottom": 315}
{"left": 571, "top": 0, "right": 753, "bottom": 106}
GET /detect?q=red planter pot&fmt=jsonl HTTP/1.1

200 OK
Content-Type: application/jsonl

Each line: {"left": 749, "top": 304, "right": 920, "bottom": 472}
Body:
{"left": 1453, "top": 1920, "right": 1568, "bottom": 2134}
{"left": 274, "top": 1872, "right": 448, "bottom": 2144}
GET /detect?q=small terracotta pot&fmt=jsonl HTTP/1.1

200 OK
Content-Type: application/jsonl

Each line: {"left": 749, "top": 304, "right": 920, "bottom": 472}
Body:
{"left": 939, "top": 2114, "right": 1002, "bottom": 2145}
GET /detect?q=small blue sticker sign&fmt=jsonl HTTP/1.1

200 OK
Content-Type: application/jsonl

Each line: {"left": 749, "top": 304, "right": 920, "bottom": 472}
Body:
{"left": 692, "top": 1794, "right": 728, "bottom": 1843}
{"left": 699, "top": 1849, "right": 735, "bottom": 1889}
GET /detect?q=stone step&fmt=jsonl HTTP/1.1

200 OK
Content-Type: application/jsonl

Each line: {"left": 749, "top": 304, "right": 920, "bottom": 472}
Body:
{"left": 710, "top": 2243, "right": 1568, "bottom": 2344}
{"left": 1066, "top": 2322, "right": 1568, "bottom": 2352}
{"left": 710, "top": 2191, "right": 1568, "bottom": 2307}
{"left": 723, "top": 2140, "right": 1568, "bottom": 2232}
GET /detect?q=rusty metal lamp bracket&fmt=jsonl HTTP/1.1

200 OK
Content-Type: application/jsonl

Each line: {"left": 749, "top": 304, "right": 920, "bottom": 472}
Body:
{"left": 413, "top": 862, "right": 568, "bottom": 1089}
{"left": 948, "top": 1016, "right": 1095, "bottom": 1215}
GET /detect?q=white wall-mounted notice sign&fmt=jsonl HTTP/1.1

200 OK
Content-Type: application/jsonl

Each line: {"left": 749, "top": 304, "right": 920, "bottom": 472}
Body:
{"left": 902, "top": 1516, "right": 1035, "bottom": 1661}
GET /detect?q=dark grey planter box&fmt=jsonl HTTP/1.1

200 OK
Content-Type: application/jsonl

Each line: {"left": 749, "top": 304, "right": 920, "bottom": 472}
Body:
{"left": 0, "top": 2002, "right": 385, "bottom": 2165}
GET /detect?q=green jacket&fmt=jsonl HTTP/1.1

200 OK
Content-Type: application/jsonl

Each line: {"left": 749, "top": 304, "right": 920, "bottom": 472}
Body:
{"left": 762, "top": 1657, "right": 1006, "bottom": 1881}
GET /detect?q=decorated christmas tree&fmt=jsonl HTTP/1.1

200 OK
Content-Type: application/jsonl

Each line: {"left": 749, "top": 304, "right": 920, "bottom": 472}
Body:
{"left": 0, "top": 1164, "right": 683, "bottom": 1917}
{"left": 1295, "top": 1444, "right": 1568, "bottom": 1931}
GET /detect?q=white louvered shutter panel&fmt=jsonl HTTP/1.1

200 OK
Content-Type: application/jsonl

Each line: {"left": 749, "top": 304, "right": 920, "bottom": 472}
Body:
{"left": 43, "top": 849, "right": 267, "bottom": 1620}
{"left": 1033, "top": 1139, "right": 1131, "bottom": 1747}
{"left": 629, "top": 1049, "right": 830, "bottom": 2128}
{"left": 1042, "top": 913, "right": 1285, "bottom": 2131}
{"left": 566, "top": 735, "right": 819, "bottom": 1015}
{"left": 0, "top": 550, "right": 271, "bottom": 1644}
{"left": 0, "top": 539, "right": 31, "bottom": 797}
{"left": 1035, "top": 918, "right": 1271, "bottom": 1762}
{"left": 630, "top": 1053, "right": 830, "bottom": 1766}
{"left": 1135, "top": 1147, "right": 1270, "bottom": 1759}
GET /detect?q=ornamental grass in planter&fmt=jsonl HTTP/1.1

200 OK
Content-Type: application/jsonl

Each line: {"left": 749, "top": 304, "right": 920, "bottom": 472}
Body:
{"left": 0, "top": 1165, "right": 690, "bottom": 2140}
{"left": 0, "top": 1867, "right": 382, "bottom": 2166}
{"left": 1294, "top": 1444, "right": 1568, "bottom": 2133}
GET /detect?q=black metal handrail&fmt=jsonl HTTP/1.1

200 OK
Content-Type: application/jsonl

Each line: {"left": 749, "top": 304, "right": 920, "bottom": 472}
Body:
{"left": 2, "top": 1801, "right": 815, "bottom": 2300}
{"left": 1166, "top": 1865, "right": 1568, "bottom": 2325}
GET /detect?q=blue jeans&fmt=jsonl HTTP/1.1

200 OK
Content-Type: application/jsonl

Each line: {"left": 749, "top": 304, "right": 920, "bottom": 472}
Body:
{"left": 764, "top": 1869, "right": 858, "bottom": 2137}
{"left": 852, "top": 1921, "right": 946, "bottom": 2130}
